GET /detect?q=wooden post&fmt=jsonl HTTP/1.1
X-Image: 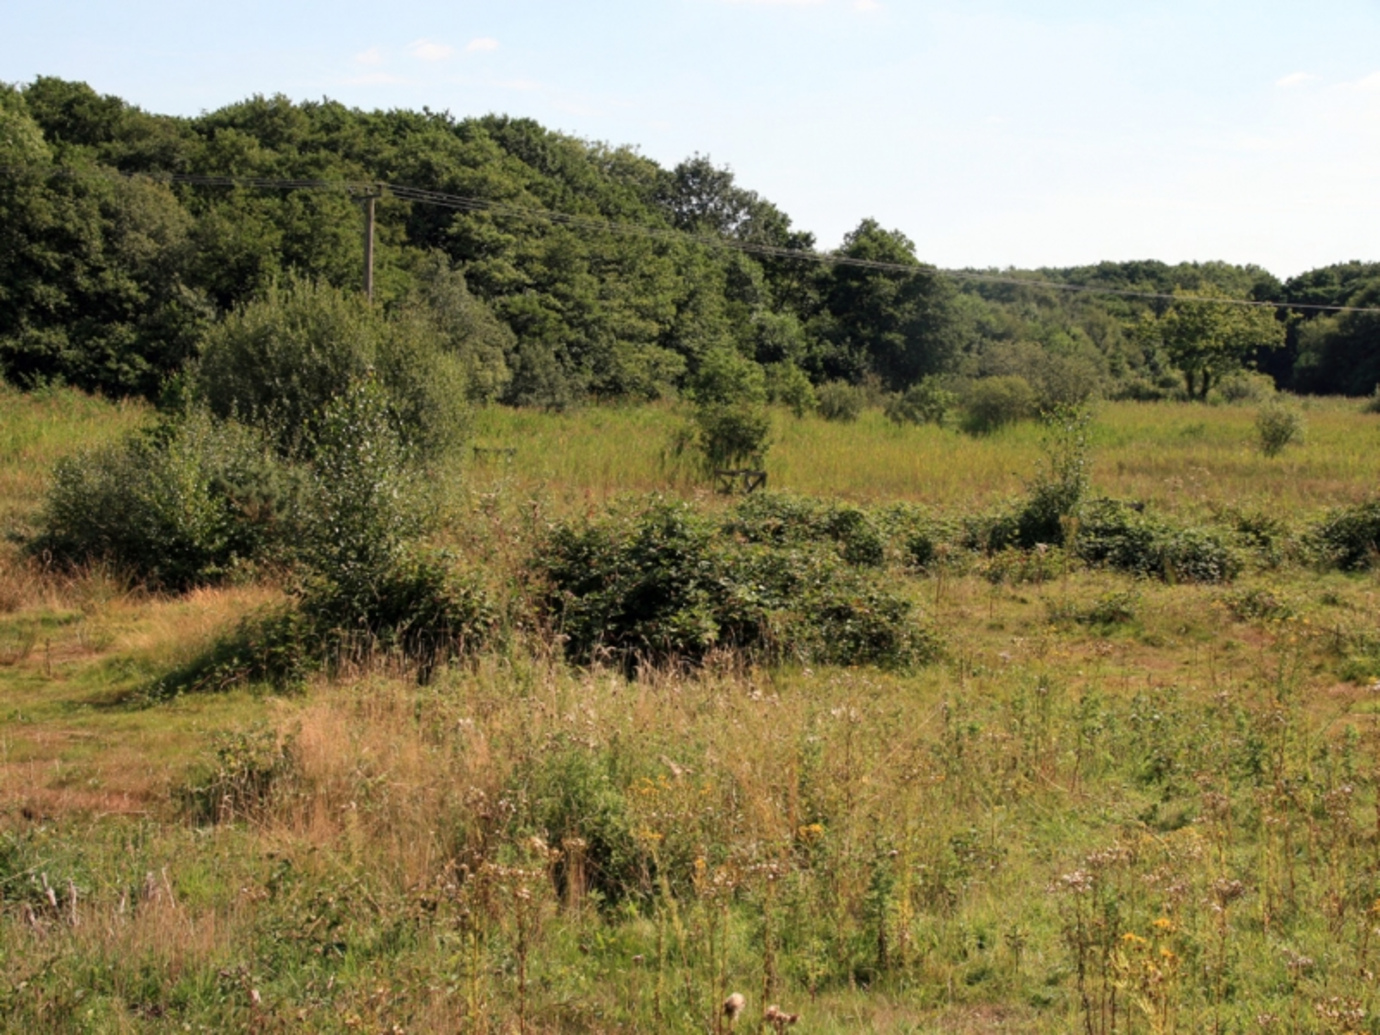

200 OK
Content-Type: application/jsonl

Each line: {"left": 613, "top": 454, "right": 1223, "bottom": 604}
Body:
{"left": 361, "top": 193, "right": 376, "bottom": 302}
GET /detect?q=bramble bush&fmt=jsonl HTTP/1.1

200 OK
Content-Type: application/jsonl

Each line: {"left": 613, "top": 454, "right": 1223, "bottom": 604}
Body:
{"left": 535, "top": 498, "right": 937, "bottom": 669}
{"left": 1308, "top": 497, "right": 1380, "bottom": 571}
{"left": 1076, "top": 500, "right": 1241, "bottom": 583}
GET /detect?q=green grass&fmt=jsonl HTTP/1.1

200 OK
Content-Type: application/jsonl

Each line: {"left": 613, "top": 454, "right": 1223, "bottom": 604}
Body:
{"left": 465, "top": 396, "right": 1380, "bottom": 518}
{"left": 3, "top": 388, "right": 1380, "bottom": 1032}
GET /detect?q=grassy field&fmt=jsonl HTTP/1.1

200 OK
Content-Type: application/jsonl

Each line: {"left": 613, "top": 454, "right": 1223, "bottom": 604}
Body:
{"left": 4, "top": 387, "right": 1380, "bottom": 1032}
{"left": 467, "top": 397, "right": 1380, "bottom": 515}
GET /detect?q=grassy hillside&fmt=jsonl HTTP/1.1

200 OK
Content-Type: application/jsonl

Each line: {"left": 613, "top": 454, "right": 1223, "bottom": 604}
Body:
{"left": 3, "top": 391, "right": 1380, "bottom": 1032}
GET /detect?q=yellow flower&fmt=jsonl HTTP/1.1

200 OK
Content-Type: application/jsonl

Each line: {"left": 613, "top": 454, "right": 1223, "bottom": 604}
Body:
{"left": 1152, "top": 917, "right": 1175, "bottom": 932}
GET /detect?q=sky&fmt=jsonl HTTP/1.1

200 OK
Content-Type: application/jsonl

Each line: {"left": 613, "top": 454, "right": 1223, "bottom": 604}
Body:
{"left": 4, "top": 0, "right": 1380, "bottom": 278}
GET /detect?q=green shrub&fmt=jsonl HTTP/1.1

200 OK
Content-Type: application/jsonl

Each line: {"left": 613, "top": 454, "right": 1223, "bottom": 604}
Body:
{"left": 1309, "top": 498, "right": 1380, "bottom": 571}
{"left": 292, "top": 380, "right": 496, "bottom": 681}
{"left": 33, "top": 410, "right": 298, "bottom": 591}
{"left": 689, "top": 349, "right": 771, "bottom": 470}
{"left": 1218, "top": 370, "right": 1276, "bottom": 403}
{"left": 724, "top": 493, "right": 885, "bottom": 567}
{"left": 149, "top": 381, "right": 496, "bottom": 694}
{"left": 536, "top": 499, "right": 934, "bottom": 669}
{"left": 764, "top": 362, "right": 817, "bottom": 418}
{"left": 1076, "top": 501, "right": 1240, "bottom": 583}
{"left": 1363, "top": 385, "right": 1380, "bottom": 414}
{"left": 1255, "top": 399, "right": 1304, "bottom": 456}
{"left": 195, "top": 277, "right": 467, "bottom": 459}
{"left": 884, "top": 377, "right": 955, "bottom": 426}
{"left": 961, "top": 376, "right": 1036, "bottom": 434}
{"left": 816, "top": 381, "right": 865, "bottom": 422}
{"left": 693, "top": 401, "right": 771, "bottom": 470}
{"left": 1013, "top": 405, "right": 1091, "bottom": 547}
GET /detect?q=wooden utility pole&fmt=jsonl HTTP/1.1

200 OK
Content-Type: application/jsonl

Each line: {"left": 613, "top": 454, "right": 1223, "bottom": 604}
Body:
{"left": 360, "top": 191, "right": 380, "bottom": 302}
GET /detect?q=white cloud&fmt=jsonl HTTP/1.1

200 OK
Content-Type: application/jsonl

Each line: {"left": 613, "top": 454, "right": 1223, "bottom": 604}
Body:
{"left": 466, "top": 37, "right": 500, "bottom": 53}
{"left": 408, "top": 39, "right": 454, "bottom": 62}
{"left": 354, "top": 46, "right": 384, "bottom": 66}
{"left": 1351, "top": 70, "right": 1380, "bottom": 93}
{"left": 854, "top": 0, "right": 882, "bottom": 10}
{"left": 1275, "top": 72, "right": 1317, "bottom": 88}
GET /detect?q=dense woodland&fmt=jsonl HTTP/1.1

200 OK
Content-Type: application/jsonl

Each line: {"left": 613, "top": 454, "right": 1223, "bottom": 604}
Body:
{"left": 1, "top": 76, "right": 1378, "bottom": 407}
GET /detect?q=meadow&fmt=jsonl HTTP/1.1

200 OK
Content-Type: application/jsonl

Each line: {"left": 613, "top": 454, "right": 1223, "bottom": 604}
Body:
{"left": 3, "top": 385, "right": 1380, "bottom": 1033}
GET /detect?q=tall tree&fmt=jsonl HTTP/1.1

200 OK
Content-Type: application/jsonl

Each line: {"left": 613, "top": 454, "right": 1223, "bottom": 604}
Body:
{"left": 1153, "top": 289, "right": 1285, "bottom": 399}
{"left": 822, "top": 219, "right": 957, "bottom": 390}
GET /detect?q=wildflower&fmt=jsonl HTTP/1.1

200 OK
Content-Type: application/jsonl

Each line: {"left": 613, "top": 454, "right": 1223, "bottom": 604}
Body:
{"left": 764, "top": 1004, "right": 800, "bottom": 1031}
{"left": 1152, "top": 917, "right": 1175, "bottom": 932}
{"left": 723, "top": 993, "right": 746, "bottom": 1027}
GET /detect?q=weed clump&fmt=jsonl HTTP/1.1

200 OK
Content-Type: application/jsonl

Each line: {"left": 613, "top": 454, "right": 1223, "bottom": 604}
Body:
{"left": 179, "top": 723, "right": 299, "bottom": 825}
{"left": 1255, "top": 398, "right": 1305, "bottom": 456}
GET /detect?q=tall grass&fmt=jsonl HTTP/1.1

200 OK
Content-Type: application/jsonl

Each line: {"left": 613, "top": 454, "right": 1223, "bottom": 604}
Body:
{"left": 468, "top": 398, "right": 1380, "bottom": 518}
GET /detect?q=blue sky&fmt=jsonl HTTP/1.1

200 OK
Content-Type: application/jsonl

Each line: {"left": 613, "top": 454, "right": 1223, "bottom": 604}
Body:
{"left": 5, "top": 0, "right": 1380, "bottom": 277}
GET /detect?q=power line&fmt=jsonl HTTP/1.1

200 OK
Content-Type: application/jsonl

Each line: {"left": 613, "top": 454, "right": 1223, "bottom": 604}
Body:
{"left": 6, "top": 164, "right": 1380, "bottom": 315}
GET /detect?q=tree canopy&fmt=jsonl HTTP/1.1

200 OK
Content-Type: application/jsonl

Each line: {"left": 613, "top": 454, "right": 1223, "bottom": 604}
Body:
{"left": 0, "top": 77, "right": 1374, "bottom": 403}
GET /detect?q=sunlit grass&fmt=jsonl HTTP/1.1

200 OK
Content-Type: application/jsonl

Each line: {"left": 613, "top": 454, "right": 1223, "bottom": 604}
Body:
{"left": 468, "top": 396, "right": 1380, "bottom": 517}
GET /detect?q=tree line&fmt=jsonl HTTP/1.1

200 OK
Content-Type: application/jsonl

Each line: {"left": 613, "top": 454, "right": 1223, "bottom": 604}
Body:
{"left": 1, "top": 77, "right": 1376, "bottom": 406}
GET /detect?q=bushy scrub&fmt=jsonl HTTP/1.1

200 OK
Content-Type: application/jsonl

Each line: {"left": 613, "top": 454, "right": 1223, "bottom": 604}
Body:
{"left": 816, "top": 380, "right": 865, "bottom": 422}
{"left": 688, "top": 348, "right": 771, "bottom": 470}
{"left": 764, "top": 362, "right": 817, "bottom": 418}
{"left": 723, "top": 493, "right": 887, "bottom": 567}
{"left": 1308, "top": 498, "right": 1380, "bottom": 570}
{"left": 535, "top": 499, "right": 935, "bottom": 669}
{"left": 285, "top": 381, "right": 496, "bottom": 680}
{"left": 1013, "top": 404, "right": 1091, "bottom": 547}
{"left": 1076, "top": 500, "right": 1241, "bottom": 583}
{"left": 151, "top": 382, "right": 496, "bottom": 694}
{"left": 961, "top": 375, "right": 1035, "bottom": 433}
{"left": 195, "top": 277, "right": 467, "bottom": 459}
{"left": 1217, "top": 369, "right": 1277, "bottom": 403}
{"left": 884, "top": 377, "right": 955, "bottom": 426}
{"left": 33, "top": 409, "right": 297, "bottom": 590}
